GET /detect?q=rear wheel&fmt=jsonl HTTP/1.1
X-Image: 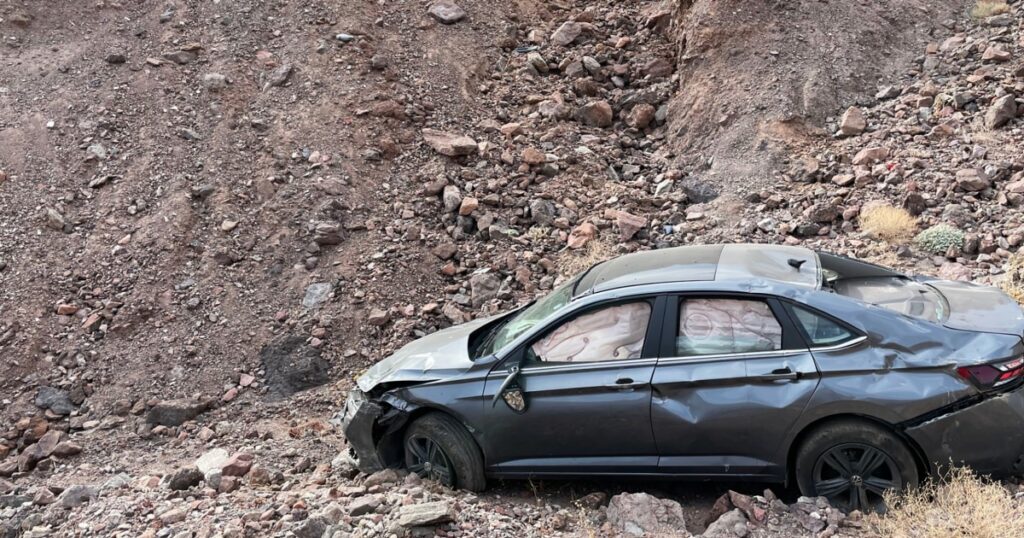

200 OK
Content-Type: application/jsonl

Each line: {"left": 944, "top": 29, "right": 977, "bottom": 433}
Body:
{"left": 795, "top": 420, "right": 918, "bottom": 512}
{"left": 403, "top": 413, "right": 486, "bottom": 492}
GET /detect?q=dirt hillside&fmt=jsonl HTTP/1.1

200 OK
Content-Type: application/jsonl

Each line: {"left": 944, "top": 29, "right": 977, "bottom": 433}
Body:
{"left": 2, "top": 0, "right": 1023, "bottom": 536}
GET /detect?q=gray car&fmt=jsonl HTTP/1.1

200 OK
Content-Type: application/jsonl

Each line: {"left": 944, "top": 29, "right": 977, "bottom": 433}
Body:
{"left": 341, "top": 244, "right": 1024, "bottom": 511}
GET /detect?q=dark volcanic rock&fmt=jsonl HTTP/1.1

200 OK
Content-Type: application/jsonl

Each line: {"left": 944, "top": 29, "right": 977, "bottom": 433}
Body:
{"left": 146, "top": 399, "right": 211, "bottom": 426}
{"left": 260, "top": 336, "right": 330, "bottom": 397}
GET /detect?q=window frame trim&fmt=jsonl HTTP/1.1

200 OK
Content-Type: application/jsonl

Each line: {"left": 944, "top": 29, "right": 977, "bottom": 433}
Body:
{"left": 778, "top": 299, "right": 866, "bottom": 350}
{"left": 659, "top": 292, "right": 805, "bottom": 360}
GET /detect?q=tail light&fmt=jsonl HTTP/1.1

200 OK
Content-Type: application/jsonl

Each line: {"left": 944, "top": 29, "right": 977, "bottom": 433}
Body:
{"left": 958, "top": 357, "right": 1024, "bottom": 390}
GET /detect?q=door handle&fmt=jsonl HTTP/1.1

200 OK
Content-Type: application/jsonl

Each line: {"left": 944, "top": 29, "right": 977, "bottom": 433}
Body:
{"left": 758, "top": 367, "right": 799, "bottom": 381}
{"left": 604, "top": 377, "right": 647, "bottom": 390}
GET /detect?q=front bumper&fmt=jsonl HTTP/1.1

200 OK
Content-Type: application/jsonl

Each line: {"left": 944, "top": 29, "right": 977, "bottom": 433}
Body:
{"left": 341, "top": 389, "right": 387, "bottom": 473}
{"left": 905, "top": 384, "right": 1024, "bottom": 476}
{"left": 341, "top": 389, "right": 414, "bottom": 474}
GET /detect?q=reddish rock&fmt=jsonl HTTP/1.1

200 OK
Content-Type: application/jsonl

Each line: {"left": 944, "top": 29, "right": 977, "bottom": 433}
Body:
{"left": 577, "top": 100, "right": 614, "bottom": 128}
{"left": 458, "top": 197, "right": 479, "bottom": 216}
{"left": 55, "top": 304, "right": 79, "bottom": 315}
{"left": 521, "top": 147, "right": 546, "bottom": 165}
{"left": 851, "top": 146, "right": 888, "bottom": 165}
{"left": 567, "top": 222, "right": 598, "bottom": 249}
{"left": 615, "top": 211, "right": 648, "bottom": 241}
{"left": 421, "top": 129, "right": 477, "bottom": 156}
{"left": 51, "top": 441, "right": 82, "bottom": 458}
{"left": 626, "top": 104, "right": 656, "bottom": 129}
{"left": 982, "top": 46, "right": 1011, "bottom": 63}
{"left": 839, "top": 106, "right": 866, "bottom": 136}
{"left": 550, "top": 21, "right": 583, "bottom": 46}
{"left": 222, "top": 453, "right": 254, "bottom": 477}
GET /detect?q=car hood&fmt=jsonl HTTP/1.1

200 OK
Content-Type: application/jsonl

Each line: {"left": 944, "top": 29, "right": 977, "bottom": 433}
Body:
{"left": 356, "top": 316, "right": 493, "bottom": 392}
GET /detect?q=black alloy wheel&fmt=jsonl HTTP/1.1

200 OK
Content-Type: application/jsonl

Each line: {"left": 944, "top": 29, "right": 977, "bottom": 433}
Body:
{"left": 402, "top": 413, "right": 487, "bottom": 491}
{"left": 405, "top": 434, "right": 455, "bottom": 486}
{"left": 812, "top": 443, "right": 902, "bottom": 512}
{"left": 795, "top": 419, "right": 919, "bottom": 513}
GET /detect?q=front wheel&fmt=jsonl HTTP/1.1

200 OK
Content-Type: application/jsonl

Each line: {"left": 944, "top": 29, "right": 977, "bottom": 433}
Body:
{"left": 795, "top": 419, "right": 919, "bottom": 512}
{"left": 403, "top": 413, "right": 486, "bottom": 491}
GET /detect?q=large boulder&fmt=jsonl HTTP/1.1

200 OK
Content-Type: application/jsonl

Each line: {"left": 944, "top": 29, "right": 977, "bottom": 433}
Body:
{"left": 146, "top": 399, "right": 210, "bottom": 426}
{"left": 422, "top": 129, "right": 476, "bottom": 156}
{"left": 985, "top": 94, "right": 1018, "bottom": 129}
{"left": 35, "top": 386, "right": 74, "bottom": 415}
{"left": 701, "top": 509, "right": 749, "bottom": 538}
{"left": 398, "top": 501, "right": 453, "bottom": 527}
{"left": 427, "top": 1, "right": 465, "bottom": 24}
{"left": 606, "top": 492, "right": 688, "bottom": 537}
{"left": 260, "top": 336, "right": 330, "bottom": 397}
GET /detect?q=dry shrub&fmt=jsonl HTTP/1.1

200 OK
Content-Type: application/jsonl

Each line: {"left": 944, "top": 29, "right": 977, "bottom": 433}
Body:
{"left": 970, "top": 0, "right": 1010, "bottom": 19}
{"left": 559, "top": 240, "right": 615, "bottom": 277}
{"left": 860, "top": 205, "right": 917, "bottom": 243}
{"left": 1000, "top": 251, "right": 1024, "bottom": 304}
{"left": 876, "top": 467, "right": 1024, "bottom": 538}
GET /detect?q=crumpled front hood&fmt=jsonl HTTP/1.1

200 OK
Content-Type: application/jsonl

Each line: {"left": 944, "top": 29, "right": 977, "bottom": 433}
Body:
{"left": 356, "top": 317, "right": 492, "bottom": 392}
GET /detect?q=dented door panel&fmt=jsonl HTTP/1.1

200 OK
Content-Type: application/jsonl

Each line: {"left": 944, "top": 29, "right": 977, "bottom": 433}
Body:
{"left": 651, "top": 351, "right": 819, "bottom": 478}
{"left": 481, "top": 360, "right": 659, "bottom": 473}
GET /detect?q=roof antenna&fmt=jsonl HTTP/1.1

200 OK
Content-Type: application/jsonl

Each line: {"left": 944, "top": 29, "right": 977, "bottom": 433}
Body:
{"left": 788, "top": 258, "right": 806, "bottom": 270}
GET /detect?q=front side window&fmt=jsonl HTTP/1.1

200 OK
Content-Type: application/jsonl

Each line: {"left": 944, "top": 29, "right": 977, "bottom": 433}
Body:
{"left": 481, "top": 277, "right": 578, "bottom": 356}
{"left": 677, "top": 298, "right": 782, "bottom": 356}
{"left": 790, "top": 305, "right": 857, "bottom": 346}
{"left": 530, "top": 302, "right": 651, "bottom": 363}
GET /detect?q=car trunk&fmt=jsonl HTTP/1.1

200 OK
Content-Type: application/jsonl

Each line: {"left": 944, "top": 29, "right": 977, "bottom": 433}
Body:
{"left": 927, "top": 280, "right": 1024, "bottom": 337}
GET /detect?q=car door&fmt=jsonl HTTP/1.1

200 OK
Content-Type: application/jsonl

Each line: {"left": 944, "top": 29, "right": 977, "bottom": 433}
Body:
{"left": 481, "top": 295, "right": 665, "bottom": 475}
{"left": 651, "top": 294, "right": 820, "bottom": 480}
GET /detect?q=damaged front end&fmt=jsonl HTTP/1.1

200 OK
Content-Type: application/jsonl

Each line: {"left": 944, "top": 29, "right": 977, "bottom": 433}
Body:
{"left": 339, "top": 387, "right": 419, "bottom": 473}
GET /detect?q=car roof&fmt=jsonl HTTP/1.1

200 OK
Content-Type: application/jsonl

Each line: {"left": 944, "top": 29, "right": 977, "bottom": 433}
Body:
{"left": 573, "top": 243, "right": 820, "bottom": 297}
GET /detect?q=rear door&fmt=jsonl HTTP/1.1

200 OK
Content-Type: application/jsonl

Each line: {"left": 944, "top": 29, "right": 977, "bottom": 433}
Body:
{"left": 482, "top": 296, "right": 664, "bottom": 475}
{"left": 651, "top": 294, "right": 820, "bottom": 479}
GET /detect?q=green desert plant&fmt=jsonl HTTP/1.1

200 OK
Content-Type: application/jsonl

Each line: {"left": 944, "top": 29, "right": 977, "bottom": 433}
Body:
{"left": 915, "top": 224, "right": 965, "bottom": 254}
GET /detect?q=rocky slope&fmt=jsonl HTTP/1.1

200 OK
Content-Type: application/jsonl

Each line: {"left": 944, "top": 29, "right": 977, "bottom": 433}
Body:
{"left": 1, "top": 0, "right": 1023, "bottom": 536}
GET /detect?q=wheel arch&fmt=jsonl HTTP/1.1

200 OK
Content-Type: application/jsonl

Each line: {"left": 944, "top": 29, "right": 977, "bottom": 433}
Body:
{"left": 375, "top": 403, "right": 488, "bottom": 470}
{"left": 784, "top": 413, "right": 930, "bottom": 487}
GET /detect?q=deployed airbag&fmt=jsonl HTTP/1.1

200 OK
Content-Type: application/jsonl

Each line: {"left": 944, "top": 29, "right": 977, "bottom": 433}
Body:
{"left": 532, "top": 302, "right": 650, "bottom": 363}
{"left": 677, "top": 299, "right": 782, "bottom": 356}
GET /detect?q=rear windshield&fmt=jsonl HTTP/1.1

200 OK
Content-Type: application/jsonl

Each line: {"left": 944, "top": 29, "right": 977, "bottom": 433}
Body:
{"left": 833, "top": 277, "right": 947, "bottom": 323}
{"left": 818, "top": 252, "right": 947, "bottom": 323}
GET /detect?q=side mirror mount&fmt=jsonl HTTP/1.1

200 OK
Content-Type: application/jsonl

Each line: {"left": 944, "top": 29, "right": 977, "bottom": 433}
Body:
{"left": 490, "top": 365, "right": 526, "bottom": 413}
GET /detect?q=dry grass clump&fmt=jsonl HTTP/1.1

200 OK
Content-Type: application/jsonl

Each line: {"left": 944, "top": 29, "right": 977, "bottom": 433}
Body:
{"left": 875, "top": 467, "right": 1024, "bottom": 538}
{"left": 970, "top": 0, "right": 1010, "bottom": 19}
{"left": 559, "top": 240, "right": 615, "bottom": 277}
{"left": 860, "top": 205, "right": 917, "bottom": 243}
{"left": 1000, "top": 251, "right": 1024, "bottom": 304}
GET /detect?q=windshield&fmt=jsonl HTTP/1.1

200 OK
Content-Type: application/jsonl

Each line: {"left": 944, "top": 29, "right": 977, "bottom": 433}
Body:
{"left": 479, "top": 277, "right": 577, "bottom": 356}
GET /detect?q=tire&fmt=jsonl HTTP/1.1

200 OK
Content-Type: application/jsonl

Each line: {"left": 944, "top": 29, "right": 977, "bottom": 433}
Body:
{"left": 795, "top": 419, "right": 919, "bottom": 513}
{"left": 403, "top": 413, "right": 486, "bottom": 492}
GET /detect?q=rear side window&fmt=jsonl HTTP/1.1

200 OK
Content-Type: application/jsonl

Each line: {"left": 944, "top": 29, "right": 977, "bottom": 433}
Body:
{"left": 530, "top": 302, "right": 652, "bottom": 363}
{"left": 677, "top": 298, "right": 782, "bottom": 356}
{"left": 789, "top": 305, "right": 856, "bottom": 346}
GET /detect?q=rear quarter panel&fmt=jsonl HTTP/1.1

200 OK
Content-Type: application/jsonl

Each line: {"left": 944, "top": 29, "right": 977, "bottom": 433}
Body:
{"left": 778, "top": 288, "right": 1023, "bottom": 465}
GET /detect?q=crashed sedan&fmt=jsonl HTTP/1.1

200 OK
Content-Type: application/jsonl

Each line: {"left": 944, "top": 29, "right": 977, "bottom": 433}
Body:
{"left": 341, "top": 243, "right": 1024, "bottom": 511}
